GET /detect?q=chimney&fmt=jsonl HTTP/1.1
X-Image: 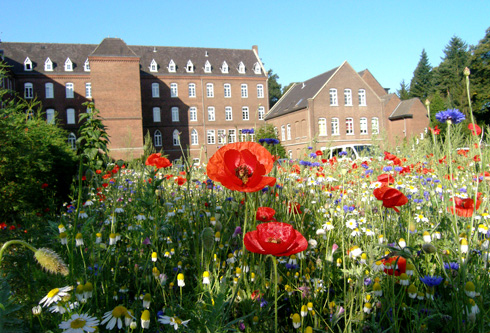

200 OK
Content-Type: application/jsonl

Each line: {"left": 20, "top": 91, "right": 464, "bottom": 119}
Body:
{"left": 252, "top": 45, "right": 258, "bottom": 54}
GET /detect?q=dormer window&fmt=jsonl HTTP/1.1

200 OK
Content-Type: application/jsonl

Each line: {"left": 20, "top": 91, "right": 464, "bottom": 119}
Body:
{"left": 150, "top": 59, "right": 158, "bottom": 72}
{"left": 24, "top": 57, "right": 33, "bottom": 71}
{"left": 84, "top": 59, "right": 90, "bottom": 72}
{"left": 204, "top": 60, "right": 212, "bottom": 73}
{"left": 221, "top": 61, "right": 229, "bottom": 74}
{"left": 238, "top": 62, "right": 245, "bottom": 74}
{"left": 168, "top": 59, "right": 176, "bottom": 73}
{"left": 44, "top": 58, "right": 53, "bottom": 71}
{"left": 64, "top": 58, "right": 73, "bottom": 72}
{"left": 186, "top": 60, "right": 194, "bottom": 73}
{"left": 253, "top": 62, "right": 261, "bottom": 74}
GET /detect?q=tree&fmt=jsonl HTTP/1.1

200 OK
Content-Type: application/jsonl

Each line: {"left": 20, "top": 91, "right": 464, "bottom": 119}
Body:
{"left": 396, "top": 79, "right": 410, "bottom": 100}
{"left": 255, "top": 123, "right": 287, "bottom": 158}
{"left": 282, "top": 82, "right": 295, "bottom": 95}
{"left": 409, "top": 49, "right": 433, "bottom": 100}
{"left": 469, "top": 27, "right": 490, "bottom": 123}
{"left": 268, "top": 69, "right": 282, "bottom": 108}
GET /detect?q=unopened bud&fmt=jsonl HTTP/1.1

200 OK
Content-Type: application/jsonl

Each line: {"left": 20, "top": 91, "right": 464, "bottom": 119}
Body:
{"left": 464, "top": 67, "right": 470, "bottom": 76}
{"left": 422, "top": 243, "right": 436, "bottom": 254}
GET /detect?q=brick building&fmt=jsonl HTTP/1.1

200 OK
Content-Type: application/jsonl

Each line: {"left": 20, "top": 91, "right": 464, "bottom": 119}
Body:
{"left": 1, "top": 38, "right": 268, "bottom": 161}
{"left": 265, "top": 61, "right": 429, "bottom": 159}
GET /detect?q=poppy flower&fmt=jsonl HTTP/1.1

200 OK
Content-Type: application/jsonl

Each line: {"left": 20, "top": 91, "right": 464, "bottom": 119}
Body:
{"left": 377, "top": 174, "right": 394, "bottom": 185}
{"left": 288, "top": 202, "right": 302, "bottom": 214}
{"left": 206, "top": 142, "right": 276, "bottom": 192}
{"left": 429, "top": 125, "right": 440, "bottom": 135}
{"left": 244, "top": 222, "right": 308, "bottom": 257}
{"left": 256, "top": 207, "right": 276, "bottom": 222}
{"left": 373, "top": 186, "right": 408, "bottom": 213}
{"left": 381, "top": 256, "right": 406, "bottom": 276}
{"left": 468, "top": 123, "right": 482, "bottom": 136}
{"left": 448, "top": 197, "right": 481, "bottom": 217}
{"left": 315, "top": 150, "right": 323, "bottom": 156}
{"left": 175, "top": 177, "right": 187, "bottom": 186}
{"left": 146, "top": 153, "right": 172, "bottom": 169}
{"left": 41, "top": 183, "right": 49, "bottom": 189}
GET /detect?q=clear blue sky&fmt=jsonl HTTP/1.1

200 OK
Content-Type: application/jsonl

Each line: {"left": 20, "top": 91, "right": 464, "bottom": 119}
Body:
{"left": 1, "top": 1, "right": 489, "bottom": 94}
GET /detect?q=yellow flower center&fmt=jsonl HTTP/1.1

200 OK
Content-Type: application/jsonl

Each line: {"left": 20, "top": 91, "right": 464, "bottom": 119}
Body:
{"left": 70, "top": 318, "right": 87, "bottom": 329}
{"left": 112, "top": 305, "right": 127, "bottom": 318}
{"left": 47, "top": 288, "right": 59, "bottom": 298}
{"left": 266, "top": 237, "right": 282, "bottom": 244}
{"left": 235, "top": 165, "right": 251, "bottom": 184}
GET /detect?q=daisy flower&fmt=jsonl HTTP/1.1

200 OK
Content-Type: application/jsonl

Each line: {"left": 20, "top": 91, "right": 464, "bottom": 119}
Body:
{"left": 158, "top": 315, "right": 190, "bottom": 330}
{"left": 59, "top": 312, "right": 99, "bottom": 333}
{"left": 101, "top": 305, "right": 133, "bottom": 330}
{"left": 39, "top": 286, "right": 73, "bottom": 308}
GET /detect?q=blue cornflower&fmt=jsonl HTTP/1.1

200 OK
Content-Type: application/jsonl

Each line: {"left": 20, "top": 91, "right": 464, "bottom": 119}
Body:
{"left": 459, "top": 188, "right": 467, "bottom": 193}
{"left": 310, "top": 153, "right": 317, "bottom": 158}
{"left": 339, "top": 151, "right": 347, "bottom": 156}
{"left": 260, "top": 299, "right": 268, "bottom": 308}
{"left": 308, "top": 146, "right": 313, "bottom": 150}
{"left": 312, "top": 162, "right": 321, "bottom": 167}
{"left": 383, "top": 166, "right": 393, "bottom": 172}
{"left": 259, "top": 138, "right": 280, "bottom": 145}
{"left": 299, "top": 160, "right": 312, "bottom": 167}
{"left": 361, "top": 163, "right": 369, "bottom": 169}
{"left": 420, "top": 275, "right": 443, "bottom": 287}
{"left": 394, "top": 166, "right": 403, "bottom": 172}
{"left": 443, "top": 262, "right": 459, "bottom": 270}
{"left": 435, "top": 109, "right": 465, "bottom": 124}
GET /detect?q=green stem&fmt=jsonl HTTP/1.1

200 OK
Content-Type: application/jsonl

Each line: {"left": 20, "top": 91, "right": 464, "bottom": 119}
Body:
{"left": 0, "top": 240, "right": 37, "bottom": 267}
{"left": 267, "top": 254, "right": 278, "bottom": 333}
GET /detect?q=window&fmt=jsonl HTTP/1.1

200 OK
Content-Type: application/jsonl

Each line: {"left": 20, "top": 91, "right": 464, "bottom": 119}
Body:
{"left": 206, "top": 83, "right": 214, "bottom": 98}
{"left": 64, "top": 58, "right": 73, "bottom": 71}
{"left": 225, "top": 107, "right": 232, "bottom": 121}
{"left": 188, "top": 83, "right": 196, "bottom": 98}
{"left": 24, "top": 83, "right": 33, "bottom": 99}
{"left": 238, "top": 62, "right": 245, "bottom": 74}
{"left": 224, "top": 83, "right": 231, "bottom": 98}
{"left": 204, "top": 60, "right": 211, "bottom": 73}
{"left": 318, "top": 118, "right": 327, "bottom": 136}
{"left": 281, "top": 126, "right": 285, "bottom": 141}
{"left": 221, "top": 61, "right": 229, "bottom": 74}
{"left": 242, "top": 107, "right": 249, "bottom": 120}
{"left": 152, "top": 83, "right": 159, "bottom": 98}
{"left": 45, "top": 58, "right": 53, "bottom": 71}
{"left": 186, "top": 60, "right": 194, "bottom": 73}
{"left": 150, "top": 59, "right": 158, "bottom": 72}
{"left": 217, "top": 129, "right": 226, "bottom": 144}
{"left": 228, "top": 129, "right": 236, "bottom": 143}
{"left": 173, "top": 130, "right": 180, "bottom": 146}
{"left": 168, "top": 59, "right": 176, "bottom": 73}
{"left": 372, "top": 117, "right": 379, "bottom": 134}
{"left": 189, "top": 107, "right": 197, "bottom": 121}
{"left": 358, "top": 89, "right": 366, "bottom": 106}
{"left": 258, "top": 106, "right": 265, "bottom": 120}
{"left": 346, "top": 118, "right": 354, "bottom": 135}
{"left": 253, "top": 62, "right": 261, "bottom": 74}
{"left": 68, "top": 133, "right": 77, "bottom": 150}
{"left": 329, "top": 88, "right": 338, "bottom": 106}
{"left": 288, "top": 150, "right": 293, "bottom": 159}
{"left": 191, "top": 129, "right": 199, "bottom": 145}
{"left": 170, "top": 83, "right": 178, "bottom": 97}
{"left": 241, "top": 84, "right": 248, "bottom": 98}
{"left": 66, "top": 108, "right": 75, "bottom": 124}
{"left": 84, "top": 59, "right": 90, "bottom": 72}
{"left": 331, "top": 118, "right": 339, "bottom": 135}
{"left": 344, "top": 89, "right": 352, "bottom": 106}
{"left": 66, "top": 83, "right": 74, "bottom": 98}
{"left": 46, "top": 109, "right": 55, "bottom": 124}
{"left": 360, "top": 118, "right": 368, "bottom": 135}
{"left": 45, "top": 83, "right": 54, "bottom": 99}
{"left": 207, "top": 130, "right": 215, "bottom": 144}
{"left": 257, "top": 84, "right": 264, "bottom": 98}
{"left": 287, "top": 124, "right": 291, "bottom": 140}
{"left": 24, "top": 57, "right": 33, "bottom": 71}
{"left": 172, "top": 107, "right": 179, "bottom": 122}
{"left": 85, "top": 83, "right": 92, "bottom": 98}
{"left": 208, "top": 107, "right": 215, "bottom": 121}
{"left": 154, "top": 130, "right": 162, "bottom": 147}
{"left": 153, "top": 107, "right": 161, "bottom": 122}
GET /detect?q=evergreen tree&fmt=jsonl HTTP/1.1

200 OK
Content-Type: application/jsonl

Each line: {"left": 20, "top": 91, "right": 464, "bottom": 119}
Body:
{"left": 255, "top": 123, "right": 287, "bottom": 158}
{"left": 396, "top": 79, "right": 410, "bottom": 100}
{"left": 469, "top": 27, "right": 490, "bottom": 123}
{"left": 268, "top": 69, "right": 282, "bottom": 108}
{"left": 409, "top": 49, "right": 433, "bottom": 100}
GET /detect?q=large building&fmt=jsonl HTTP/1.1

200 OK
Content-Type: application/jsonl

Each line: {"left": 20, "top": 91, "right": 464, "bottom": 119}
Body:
{"left": 0, "top": 38, "right": 268, "bottom": 162}
{"left": 265, "top": 61, "right": 429, "bottom": 159}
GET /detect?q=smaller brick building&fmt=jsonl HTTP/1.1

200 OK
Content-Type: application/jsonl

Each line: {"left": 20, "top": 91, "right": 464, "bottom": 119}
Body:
{"left": 265, "top": 61, "right": 428, "bottom": 158}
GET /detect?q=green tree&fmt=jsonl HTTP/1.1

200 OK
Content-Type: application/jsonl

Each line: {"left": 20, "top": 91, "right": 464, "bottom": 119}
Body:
{"left": 282, "top": 82, "right": 295, "bottom": 95}
{"left": 469, "top": 27, "right": 490, "bottom": 124}
{"left": 268, "top": 69, "right": 282, "bottom": 108}
{"left": 409, "top": 49, "right": 433, "bottom": 100}
{"left": 255, "top": 123, "right": 286, "bottom": 158}
{"left": 396, "top": 79, "right": 410, "bottom": 100}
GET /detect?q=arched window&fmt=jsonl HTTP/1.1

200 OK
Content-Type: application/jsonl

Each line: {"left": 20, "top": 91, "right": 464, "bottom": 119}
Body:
{"left": 346, "top": 118, "right": 354, "bottom": 135}
{"left": 173, "top": 129, "right": 180, "bottom": 146}
{"left": 191, "top": 129, "right": 198, "bottom": 145}
{"left": 344, "top": 89, "right": 352, "bottom": 106}
{"left": 331, "top": 118, "right": 339, "bottom": 135}
{"left": 67, "top": 133, "right": 77, "bottom": 150}
{"left": 358, "top": 89, "right": 366, "bottom": 106}
{"left": 372, "top": 118, "right": 379, "bottom": 134}
{"left": 318, "top": 118, "right": 327, "bottom": 136}
{"left": 360, "top": 117, "right": 368, "bottom": 135}
{"left": 281, "top": 126, "right": 286, "bottom": 141}
{"left": 329, "top": 88, "right": 338, "bottom": 106}
{"left": 154, "top": 130, "right": 162, "bottom": 147}
{"left": 286, "top": 124, "right": 291, "bottom": 140}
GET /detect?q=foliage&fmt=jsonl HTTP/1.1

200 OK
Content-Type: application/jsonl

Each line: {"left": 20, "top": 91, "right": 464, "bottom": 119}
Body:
{"left": 267, "top": 69, "right": 282, "bottom": 109}
{"left": 282, "top": 82, "right": 295, "bottom": 95}
{"left": 409, "top": 49, "right": 433, "bottom": 100}
{"left": 469, "top": 27, "right": 490, "bottom": 123}
{"left": 0, "top": 277, "right": 25, "bottom": 333}
{"left": 255, "top": 123, "right": 287, "bottom": 158}
{"left": 396, "top": 79, "right": 410, "bottom": 100}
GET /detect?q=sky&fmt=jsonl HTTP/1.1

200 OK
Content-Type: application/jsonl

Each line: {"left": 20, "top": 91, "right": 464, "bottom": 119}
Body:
{"left": 1, "top": 1, "right": 489, "bottom": 94}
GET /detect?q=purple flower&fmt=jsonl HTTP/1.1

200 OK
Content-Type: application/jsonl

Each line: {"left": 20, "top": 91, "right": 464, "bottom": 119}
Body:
{"left": 420, "top": 275, "right": 443, "bottom": 287}
{"left": 435, "top": 109, "right": 465, "bottom": 124}
{"left": 233, "top": 226, "right": 242, "bottom": 237}
{"left": 259, "top": 138, "right": 280, "bottom": 145}
{"left": 444, "top": 262, "right": 459, "bottom": 270}
{"left": 142, "top": 237, "right": 151, "bottom": 245}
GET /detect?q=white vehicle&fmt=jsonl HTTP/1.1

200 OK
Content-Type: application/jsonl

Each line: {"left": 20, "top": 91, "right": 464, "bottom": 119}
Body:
{"left": 323, "top": 144, "right": 377, "bottom": 161}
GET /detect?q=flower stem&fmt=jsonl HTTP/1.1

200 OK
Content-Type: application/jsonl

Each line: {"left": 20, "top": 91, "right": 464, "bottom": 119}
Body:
{"left": 267, "top": 254, "right": 278, "bottom": 333}
{"left": 0, "top": 240, "right": 37, "bottom": 267}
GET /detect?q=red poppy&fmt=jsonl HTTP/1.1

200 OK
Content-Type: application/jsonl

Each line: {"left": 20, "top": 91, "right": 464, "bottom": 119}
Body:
{"left": 373, "top": 186, "right": 408, "bottom": 213}
{"left": 206, "top": 142, "right": 276, "bottom": 192}
{"left": 95, "top": 169, "right": 102, "bottom": 174}
{"left": 315, "top": 150, "right": 323, "bottom": 156}
{"left": 175, "top": 176, "right": 187, "bottom": 186}
{"left": 429, "top": 125, "right": 440, "bottom": 135}
{"left": 468, "top": 123, "right": 482, "bottom": 136}
{"left": 256, "top": 207, "right": 276, "bottom": 222}
{"left": 288, "top": 202, "right": 302, "bottom": 214}
{"left": 381, "top": 256, "right": 406, "bottom": 276}
{"left": 146, "top": 153, "right": 172, "bottom": 169}
{"left": 474, "top": 155, "right": 481, "bottom": 162}
{"left": 448, "top": 197, "right": 481, "bottom": 217}
{"left": 0, "top": 222, "right": 7, "bottom": 230}
{"left": 41, "top": 183, "right": 49, "bottom": 189}
{"left": 377, "top": 174, "right": 395, "bottom": 185}
{"left": 244, "top": 222, "right": 308, "bottom": 257}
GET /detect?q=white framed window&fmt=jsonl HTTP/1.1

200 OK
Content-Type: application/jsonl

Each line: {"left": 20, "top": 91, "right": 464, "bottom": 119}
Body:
{"left": 154, "top": 130, "right": 162, "bottom": 147}
{"left": 224, "top": 83, "right": 231, "bottom": 98}
{"left": 172, "top": 107, "right": 179, "bottom": 122}
{"left": 168, "top": 59, "right": 176, "bottom": 73}
{"left": 64, "top": 58, "right": 73, "bottom": 71}
{"left": 204, "top": 60, "right": 212, "bottom": 73}
{"left": 253, "top": 62, "right": 261, "bottom": 74}
{"left": 207, "top": 130, "right": 216, "bottom": 144}
{"left": 225, "top": 106, "right": 232, "bottom": 121}
{"left": 358, "top": 89, "right": 366, "bottom": 106}
{"left": 372, "top": 117, "right": 379, "bottom": 134}
{"left": 24, "top": 83, "right": 33, "bottom": 99}
{"left": 257, "top": 84, "right": 264, "bottom": 98}
{"left": 344, "top": 89, "right": 352, "bottom": 106}
{"left": 288, "top": 150, "right": 293, "bottom": 159}
{"left": 217, "top": 129, "right": 226, "bottom": 144}
{"left": 85, "top": 83, "right": 92, "bottom": 98}
{"left": 188, "top": 83, "right": 196, "bottom": 98}
{"left": 186, "top": 60, "right": 194, "bottom": 73}
{"left": 238, "top": 62, "right": 245, "bottom": 74}
{"left": 189, "top": 107, "right": 197, "bottom": 121}
{"left": 258, "top": 106, "right": 265, "bottom": 120}
{"left": 206, "top": 83, "right": 214, "bottom": 98}
{"left": 153, "top": 107, "right": 161, "bottom": 122}
{"left": 66, "top": 108, "right": 75, "bottom": 124}
{"left": 65, "top": 83, "right": 74, "bottom": 98}
{"left": 208, "top": 106, "right": 215, "bottom": 121}
{"left": 239, "top": 129, "right": 247, "bottom": 142}
{"left": 152, "top": 83, "right": 159, "bottom": 98}
{"left": 45, "top": 83, "right": 54, "bottom": 99}
{"left": 242, "top": 107, "right": 249, "bottom": 120}
{"left": 331, "top": 118, "right": 339, "bottom": 135}
{"left": 287, "top": 124, "right": 291, "bottom": 140}
{"left": 221, "top": 61, "right": 229, "bottom": 74}
{"left": 191, "top": 129, "right": 199, "bottom": 145}
{"left": 360, "top": 117, "right": 368, "bottom": 135}
{"left": 46, "top": 109, "right": 55, "bottom": 124}
{"left": 281, "top": 126, "right": 285, "bottom": 141}
{"left": 346, "top": 118, "right": 354, "bottom": 135}
{"left": 329, "top": 88, "right": 338, "bottom": 106}
{"left": 228, "top": 129, "right": 236, "bottom": 143}
{"left": 44, "top": 58, "right": 53, "bottom": 71}
{"left": 170, "top": 83, "right": 178, "bottom": 97}
{"left": 24, "top": 57, "right": 33, "bottom": 71}
{"left": 274, "top": 127, "right": 278, "bottom": 136}
{"left": 241, "top": 84, "right": 248, "bottom": 98}
{"left": 318, "top": 118, "right": 327, "bottom": 136}
{"left": 173, "top": 129, "right": 180, "bottom": 146}
{"left": 68, "top": 133, "right": 77, "bottom": 150}
{"left": 150, "top": 59, "right": 158, "bottom": 72}
{"left": 84, "top": 59, "right": 90, "bottom": 72}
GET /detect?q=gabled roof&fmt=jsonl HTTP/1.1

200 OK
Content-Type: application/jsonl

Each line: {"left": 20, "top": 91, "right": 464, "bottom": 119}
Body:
{"left": 90, "top": 38, "right": 138, "bottom": 57}
{"left": 389, "top": 98, "right": 419, "bottom": 120}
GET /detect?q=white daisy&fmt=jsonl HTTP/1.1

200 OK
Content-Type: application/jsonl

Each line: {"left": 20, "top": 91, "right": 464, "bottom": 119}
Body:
{"left": 59, "top": 312, "right": 99, "bottom": 333}
{"left": 39, "top": 286, "right": 73, "bottom": 308}
{"left": 101, "top": 305, "right": 133, "bottom": 330}
{"left": 158, "top": 316, "right": 190, "bottom": 330}
{"left": 346, "top": 219, "right": 357, "bottom": 230}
